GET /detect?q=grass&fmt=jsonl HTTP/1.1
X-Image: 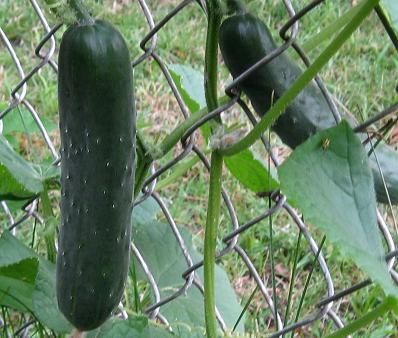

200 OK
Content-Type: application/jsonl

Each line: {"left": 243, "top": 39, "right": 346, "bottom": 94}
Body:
{"left": 0, "top": 0, "right": 398, "bottom": 337}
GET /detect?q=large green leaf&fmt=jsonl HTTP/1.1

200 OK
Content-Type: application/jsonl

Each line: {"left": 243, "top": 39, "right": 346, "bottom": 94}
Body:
{"left": 132, "top": 198, "right": 244, "bottom": 333}
{"left": 224, "top": 148, "right": 279, "bottom": 193}
{"left": 0, "top": 134, "right": 43, "bottom": 200}
{"left": 278, "top": 121, "right": 398, "bottom": 298}
{"left": 86, "top": 315, "right": 174, "bottom": 338}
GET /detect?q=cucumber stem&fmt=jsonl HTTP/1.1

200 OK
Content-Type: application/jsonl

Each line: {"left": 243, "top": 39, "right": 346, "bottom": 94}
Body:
{"left": 67, "top": 0, "right": 94, "bottom": 25}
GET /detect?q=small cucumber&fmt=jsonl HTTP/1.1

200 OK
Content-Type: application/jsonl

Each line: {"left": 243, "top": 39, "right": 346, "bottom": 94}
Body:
{"left": 56, "top": 20, "right": 136, "bottom": 330}
{"left": 219, "top": 13, "right": 398, "bottom": 204}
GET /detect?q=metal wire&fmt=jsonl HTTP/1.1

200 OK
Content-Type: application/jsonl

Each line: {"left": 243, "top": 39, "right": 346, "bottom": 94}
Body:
{"left": 0, "top": 0, "right": 397, "bottom": 336}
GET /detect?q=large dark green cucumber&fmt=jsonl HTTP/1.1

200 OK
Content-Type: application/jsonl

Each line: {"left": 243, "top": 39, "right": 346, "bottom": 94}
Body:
{"left": 56, "top": 20, "right": 136, "bottom": 331}
{"left": 219, "top": 13, "right": 398, "bottom": 204}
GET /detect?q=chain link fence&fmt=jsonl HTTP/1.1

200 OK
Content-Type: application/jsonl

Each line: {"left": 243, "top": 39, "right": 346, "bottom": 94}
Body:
{"left": 1, "top": 0, "right": 398, "bottom": 336}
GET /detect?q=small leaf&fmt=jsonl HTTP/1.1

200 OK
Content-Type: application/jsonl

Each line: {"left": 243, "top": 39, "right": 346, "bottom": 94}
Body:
{"left": 168, "top": 63, "right": 211, "bottom": 140}
{"left": 278, "top": 121, "right": 398, "bottom": 298}
{"left": 168, "top": 64, "right": 206, "bottom": 113}
{"left": 224, "top": 148, "right": 279, "bottom": 193}
{"left": 0, "top": 134, "right": 43, "bottom": 200}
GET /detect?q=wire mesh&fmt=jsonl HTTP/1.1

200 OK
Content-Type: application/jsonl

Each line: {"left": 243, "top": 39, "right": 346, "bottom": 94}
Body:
{"left": 0, "top": 0, "right": 397, "bottom": 336}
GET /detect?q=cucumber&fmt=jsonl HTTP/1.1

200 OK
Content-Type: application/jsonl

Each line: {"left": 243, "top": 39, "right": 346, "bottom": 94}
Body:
{"left": 56, "top": 20, "right": 136, "bottom": 330}
{"left": 219, "top": 13, "right": 398, "bottom": 204}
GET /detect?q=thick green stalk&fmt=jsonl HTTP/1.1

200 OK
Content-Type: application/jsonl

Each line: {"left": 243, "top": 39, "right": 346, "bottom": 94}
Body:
{"left": 324, "top": 297, "right": 397, "bottom": 338}
{"left": 203, "top": 1, "right": 223, "bottom": 336}
{"left": 204, "top": 151, "right": 223, "bottom": 338}
{"left": 218, "top": 0, "right": 380, "bottom": 157}
{"left": 204, "top": 0, "right": 222, "bottom": 126}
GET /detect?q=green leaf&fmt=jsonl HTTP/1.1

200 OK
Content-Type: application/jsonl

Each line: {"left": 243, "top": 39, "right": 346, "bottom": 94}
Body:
{"left": 0, "top": 258, "right": 39, "bottom": 312}
{"left": 168, "top": 64, "right": 211, "bottom": 140}
{"left": 0, "top": 276, "right": 35, "bottom": 312}
{"left": 0, "top": 231, "right": 36, "bottom": 265}
{"left": 0, "top": 257, "right": 38, "bottom": 283}
{"left": 224, "top": 148, "right": 279, "bottom": 193}
{"left": 131, "top": 200, "right": 245, "bottom": 333}
{"left": 32, "top": 260, "right": 72, "bottom": 334}
{"left": 381, "top": 0, "right": 398, "bottom": 34}
{"left": 86, "top": 315, "right": 174, "bottom": 338}
{"left": 278, "top": 121, "right": 398, "bottom": 298}
{"left": 168, "top": 64, "right": 206, "bottom": 113}
{"left": 0, "top": 231, "right": 72, "bottom": 333}
{"left": 0, "top": 134, "right": 44, "bottom": 200}
{"left": 2, "top": 106, "right": 57, "bottom": 135}
{"left": 36, "top": 163, "right": 61, "bottom": 188}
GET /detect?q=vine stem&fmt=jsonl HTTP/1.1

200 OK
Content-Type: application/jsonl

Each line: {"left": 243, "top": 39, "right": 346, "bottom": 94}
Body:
{"left": 218, "top": 0, "right": 380, "bottom": 157}
{"left": 324, "top": 297, "right": 397, "bottom": 338}
{"left": 203, "top": 1, "right": 223, "bottom": 336}
{"left": 203, "top": 152, "right": 223, "bottom": 338}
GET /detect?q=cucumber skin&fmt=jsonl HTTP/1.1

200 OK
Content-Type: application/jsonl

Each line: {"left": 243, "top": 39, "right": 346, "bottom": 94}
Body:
{"left": 219, "top": 13, "right": 398, "bottom": 204}
{"left": 56, "top": 20, "right": 136, "bottom": 331}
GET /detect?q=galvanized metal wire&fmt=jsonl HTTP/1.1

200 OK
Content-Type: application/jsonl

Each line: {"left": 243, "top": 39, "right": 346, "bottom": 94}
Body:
{"left": 0, "top": 0, "right": 397, "bottom": 337}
